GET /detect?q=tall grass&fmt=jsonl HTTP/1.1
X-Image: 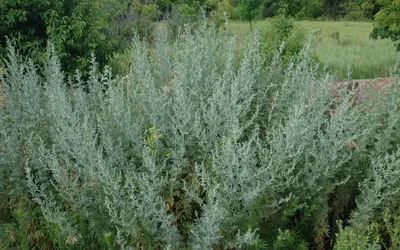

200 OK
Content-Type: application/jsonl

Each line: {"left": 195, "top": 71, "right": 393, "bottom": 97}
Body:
{"left": 229, "top": 20, "right": 398, "bottom": 79}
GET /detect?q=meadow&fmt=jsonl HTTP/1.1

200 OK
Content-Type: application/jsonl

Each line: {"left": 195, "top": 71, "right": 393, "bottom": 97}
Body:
{"left": 229, "top": 20, "right": 399, "bottom": 79}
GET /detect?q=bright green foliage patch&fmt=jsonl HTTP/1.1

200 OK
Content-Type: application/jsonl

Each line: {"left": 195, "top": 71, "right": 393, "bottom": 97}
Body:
{"left": 260, "top": 14, "right": 307, "bottom": 67}
{"left": 1, "top": 25, "right": 400, "bottom": 249}
{"left": 371, "top": 0, "right": 400, "bottom": 51}
{"left": 0, "top": 0, "right": 153, "bottom": 75}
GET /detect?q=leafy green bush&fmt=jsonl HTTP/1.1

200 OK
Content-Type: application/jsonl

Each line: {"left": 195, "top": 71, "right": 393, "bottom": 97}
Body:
{"left": 341, "top": 10, "right": 371, "bottom": 22}
{"left": 371, "top": 0, "right": 400, "bottom": 51}
{"left": 382, "top": 208, "right": 400, "bottom": 248}
{"left": 130, "top": 2, "right": 160, "bottom": 40}
{"left": 166, "top": 3, "right": 199, "bottom": 36}
{"left": 295, "top": 0, "right": 325, "bottom": 20}
{"left": 261, "top": 15, "right": 307, "bottom": 66}
{"left": 210, "top": 0, "right": 234, "bottom": 29}
{"left": 1, "top": 23, "right": 400, "bottom": 249}
{"left": 273, "top": 229, "right": 309, "bottom": 249}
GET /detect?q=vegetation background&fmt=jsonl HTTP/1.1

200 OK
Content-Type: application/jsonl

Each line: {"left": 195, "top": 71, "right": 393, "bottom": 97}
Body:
{"left": 1, "top": 0, "right": 400, "bottom": 249}
{"left": 230, "top": 20, "right": 398, "bottom": 79}
{"left": 1, "top": 0, "right": 399, "bottom": 77}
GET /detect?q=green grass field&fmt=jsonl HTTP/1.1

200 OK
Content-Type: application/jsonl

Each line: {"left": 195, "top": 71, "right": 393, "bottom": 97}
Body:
{"left": 229, "top": 20, "right": 399, "bottom": 79}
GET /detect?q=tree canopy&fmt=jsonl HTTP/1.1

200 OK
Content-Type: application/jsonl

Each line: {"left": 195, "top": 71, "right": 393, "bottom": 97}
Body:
{"left": 237, "top": 0, "right": 263, "bottom": 31}
{"left": 371, "top": 0, "right": 400, "bottom": 50}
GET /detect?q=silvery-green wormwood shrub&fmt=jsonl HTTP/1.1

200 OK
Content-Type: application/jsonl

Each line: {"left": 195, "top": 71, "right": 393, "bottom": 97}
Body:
{"left": 1, "top": 23, "right": 400, "bottom": 249}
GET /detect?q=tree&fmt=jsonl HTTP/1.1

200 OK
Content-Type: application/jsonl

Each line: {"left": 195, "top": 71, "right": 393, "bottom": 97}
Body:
{"left": 325, "top": 0, "right": 342, "bottom": 20}
{"left": 360, "top": 0, "right": 380, "bottom": 19}
{"left": 45, "top": 0, "right": 109, "bottom": 73}
{"left": 0, "top": 0, "right": 138, "bottom": 74}
{"left": 0, "top": 0, "right": 49, "bottom": 60}
{"left": 237, "top": 0, "right": 262, "bottom": 31}
{"left": 371, "top": 0, "right": 400, "bottom": 50}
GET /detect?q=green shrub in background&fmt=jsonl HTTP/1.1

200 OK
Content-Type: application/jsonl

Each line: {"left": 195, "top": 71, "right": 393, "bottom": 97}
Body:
{"left": 370, "top": 0, "right": 400, "bottom": 51}
{"left": 295, "top": 0, "right": 325, "bottom": 20}
{"left": 166, "top": 3, "right": 199, "bottom": 36}
{"left": 210, "top": 0, "right": 234, "bottom": 29}
{"left": 108, "top": 46, "right": 134, "bottom": 77}
{"left": 261, "top": 14, "right": 307, "bottom": 66}
{"left": 341, "top": 10, "right": 370, "bottom": 22}
{"left": 1, "top": 23, "right": 400, "bottom": 249}
{"left": 130, "top": 1, "right": 161, "bottom": 40}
